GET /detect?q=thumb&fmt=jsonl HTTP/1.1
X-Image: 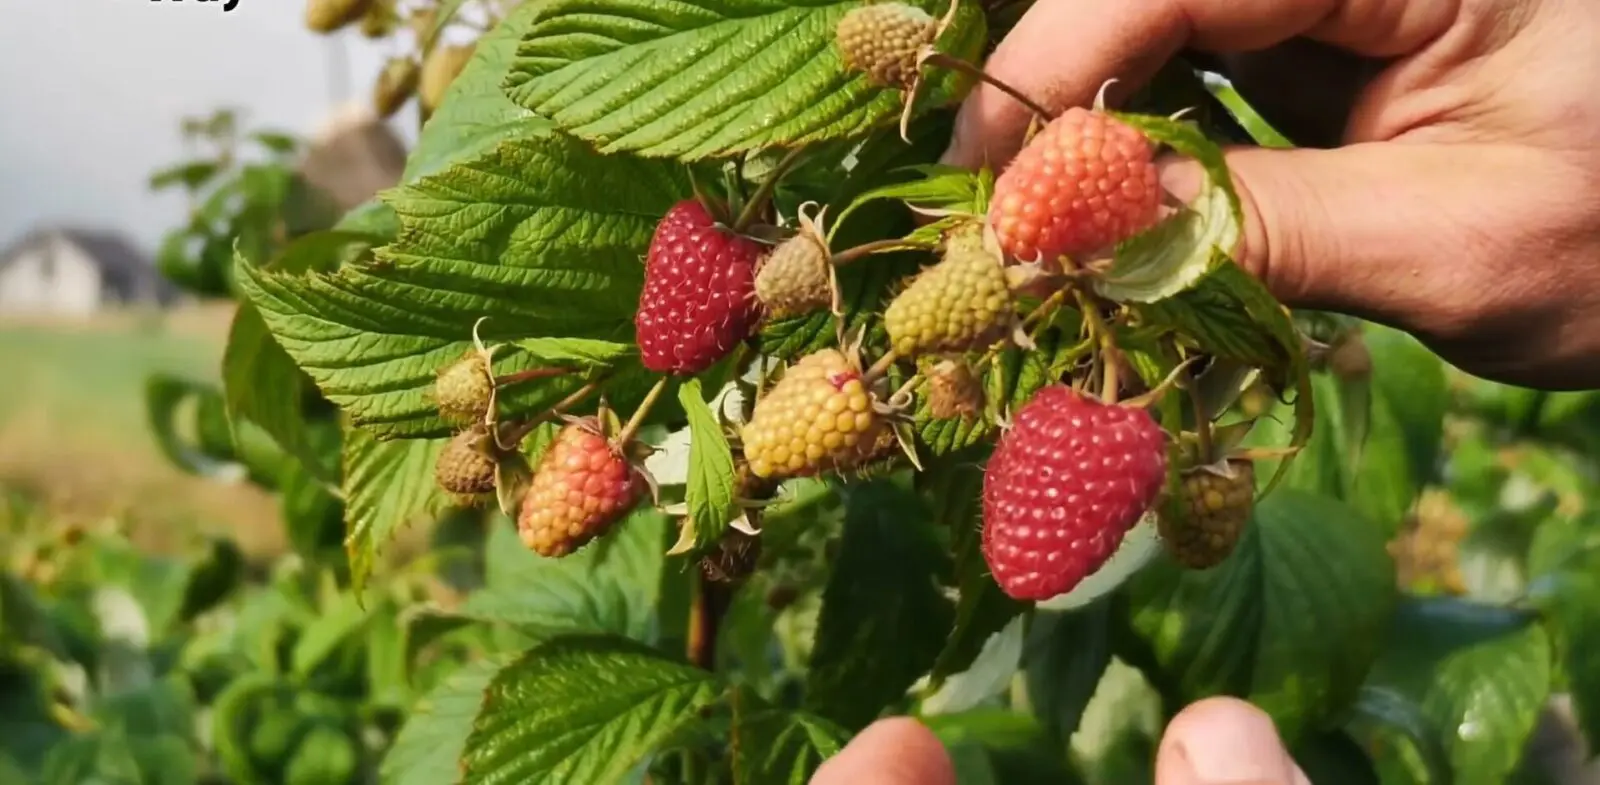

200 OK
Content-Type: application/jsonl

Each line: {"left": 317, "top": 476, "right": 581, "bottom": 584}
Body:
{"left": 1155, "top": 697, "right": 1310, "bottom": 785}
{"left": 1157, "top": 141, "right": 1509, "bottom": 332}
{"left": 809, "top": 717, "right": 956, "bottom": 785}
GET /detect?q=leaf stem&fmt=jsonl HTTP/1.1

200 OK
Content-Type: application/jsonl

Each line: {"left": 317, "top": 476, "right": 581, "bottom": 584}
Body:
{"left": 920, "top": 52, "right": 1054, "bottom": 120}
{"left": 830, "top": 238, "right": 937, "bottom": 267}
{"left": 617, "top": 377, "right": 671, "bottom": 445}
{"left": 732, "top": 146, "right": 810, "bottom": 234}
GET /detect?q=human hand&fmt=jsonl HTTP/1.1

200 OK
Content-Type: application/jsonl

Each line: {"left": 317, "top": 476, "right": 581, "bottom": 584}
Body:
{"left": 808, "top": 697, "right": 1309, "bottom": 784}
{"left": 943, "top": 0, "right": 1600, "bottom": 390}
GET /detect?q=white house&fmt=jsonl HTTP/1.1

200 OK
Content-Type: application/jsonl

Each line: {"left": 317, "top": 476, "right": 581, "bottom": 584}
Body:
{"left": 0, "top": 228, "right": 177, "bottom": 317}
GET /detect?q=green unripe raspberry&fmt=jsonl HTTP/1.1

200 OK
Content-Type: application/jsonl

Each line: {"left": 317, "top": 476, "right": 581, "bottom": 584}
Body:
{"left": 835, "top": 2, "right": 937, "bottom": 88}
{"left": 433, "top": 351, "right": 493, "bottom": 425}
{"left": 884, "top": 228, "right": 1014, "bottom": 358}
{"left": 1160, "top": 459, "right": 1255, "bottom": 569}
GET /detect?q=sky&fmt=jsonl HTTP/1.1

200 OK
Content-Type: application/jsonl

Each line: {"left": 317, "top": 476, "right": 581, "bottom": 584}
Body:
{"left": 0, "top": 0, "right": 422, "bottom": 254}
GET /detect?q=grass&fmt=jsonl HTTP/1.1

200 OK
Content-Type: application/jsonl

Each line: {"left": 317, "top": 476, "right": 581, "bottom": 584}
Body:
{"left": 0, "top": 305, "right": 284, "bottom": 558}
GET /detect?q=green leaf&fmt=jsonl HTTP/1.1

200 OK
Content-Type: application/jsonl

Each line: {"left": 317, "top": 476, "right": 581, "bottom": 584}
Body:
{"left": 238, "top": 130, "right": 690, "bottom": 438}
{"left": 178, "top": 536, "right": 245, "bottom": 622}
{"left": 1205, "top": 79, "right": 1295, "bottom": 149}
{"left": 143, "top": 373, "right": 251, "bottom": 481}
{"left": 1528, "top": 563, "right": 1600, "bottom": 754}
{"left": 406, "top": 3, "right": 549, "bottom": 182}
{"left": 677, "top": 378, "right": 741, "bottom": 552}
{"left": 461, "top": 634, "right": 721, "bottom": 784}
{"left": 731, "top": 703, "right": 849, "bottom": 785}
{"left": 1025, "top": 603, "right": 1112, "bottom": 750}
{"left": 1290, "top": 731, "right": 1380, "bottom": 785}
{"left": 1365, "top": 598, "right": 1554, "bottom": 785}
{"left": 912, "top": 324, "right": 1089, "bottom": 456}
{"left": 926, "top": 456, "right": 1026, "bottom": 686}
{"left": 279, "top": 457, "right": 345, "bottom": 564}
{"left": 40, "top": 731, "right": 143, "bottom": 785}
{"left": 342, "top": 425, "right": 450, "bottom": 593}
{"left": 382, "top": 655, "right": 515, "bottom": 785}
{"left": 805, "top": 480, "right": 955, "bottom": 730}
{"left": 1120, "top": 489, "right": 1397, "bottom": 743}
{"left": 502, "top": 0, "right": 985, "bottom": 160}
{"left": 1344, "top": 685, "right": 1454, "bottom": 785}
{"left": 223, "top": 304, "right": 334, "bottom": 481}
{"left": 1095, "top": 113, "right": 1241, "bottom": 304}
{"left": 1136, "top": 261, "right": 1312, "bottom": 492}
{"left": 832, "top": 163, "right": 993, "bottom": 239}
{"left": 252, "top": 130, "right": 300, "bottom": 156}
{"left": 460, "top": 510, "right": 669, "bottom": 642}
{"left": 149, "top": 160, "right": 221, "bottom": 192}
{"left": 920, "top": 616, "right": 1026, "bottom": 715}
{"left": 1364, "top": 324, "right": 1448, "bottom": 488}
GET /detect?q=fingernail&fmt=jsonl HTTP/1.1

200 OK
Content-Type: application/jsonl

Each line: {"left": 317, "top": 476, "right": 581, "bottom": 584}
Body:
{"left": 1173, "top": 716, "right": 1296, "bottom": 784}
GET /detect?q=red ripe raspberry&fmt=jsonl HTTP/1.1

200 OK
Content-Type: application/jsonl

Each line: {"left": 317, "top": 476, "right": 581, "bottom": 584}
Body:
{"left": 988, "top": 107, "right": 1162, "bottom": 263}
{"left": 981, "top": 385, "right": 1168, "bottom": 601}
{"left": 635, "top": 200, "right": 764, "bottom": 375}
{"left": 517, "top": 419, "right": 647, "bottom": 558}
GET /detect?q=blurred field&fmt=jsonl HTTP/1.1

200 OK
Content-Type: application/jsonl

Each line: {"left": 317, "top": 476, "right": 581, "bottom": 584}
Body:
{"left": 0, "top": 303, "right": 284, "bottom": 558}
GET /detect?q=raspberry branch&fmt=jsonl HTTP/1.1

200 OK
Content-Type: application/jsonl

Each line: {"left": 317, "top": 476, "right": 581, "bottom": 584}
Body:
{"left": 494, "top": 378, "right": 608, "bottom": 450}
{"left": 919, "top": 52, "right": 1053, "bottom": 120}
{"left": 829, "top": 238, "right": 936, "bottom": 267}
{"left": 617, "top": 376, "right": 671, "bottom": 446}
{"left": 1073, "top": 288, "right": 1122, "bottom": 404}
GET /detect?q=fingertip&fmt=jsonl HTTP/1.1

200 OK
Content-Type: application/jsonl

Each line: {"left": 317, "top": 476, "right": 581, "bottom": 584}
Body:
{"left": 1156, "top": 698, "right": 1308, "bottom": 785}
{"left": 810, "top": 717, "right": 956, "bottom": 785}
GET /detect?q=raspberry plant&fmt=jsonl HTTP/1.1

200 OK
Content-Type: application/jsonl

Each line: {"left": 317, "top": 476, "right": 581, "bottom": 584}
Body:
{"left": 185, "top": 0, "right": 1600, "bottom": 783}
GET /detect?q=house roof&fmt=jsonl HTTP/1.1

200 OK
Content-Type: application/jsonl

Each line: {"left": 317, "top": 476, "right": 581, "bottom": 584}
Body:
{"left": 0, "top": 226, "right": 180, "bottom": 305}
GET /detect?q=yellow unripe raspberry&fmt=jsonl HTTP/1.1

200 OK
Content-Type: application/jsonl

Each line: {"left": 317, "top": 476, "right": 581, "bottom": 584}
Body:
{"left": 884, "top": 227, "right": 1014, "bottom": 358}
{"left": 835, "top": 3, "right": 938, "bottom": 88}
{"left": 742, "top": 349, "right": 891, "bottom": 479}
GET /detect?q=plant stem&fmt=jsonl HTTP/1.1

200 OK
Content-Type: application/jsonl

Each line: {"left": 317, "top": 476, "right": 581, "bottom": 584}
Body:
{"left": 1189, "top": 368, "right": 1213, "bottom": 463}
{"left": 732, "top": 146, "right": 809, "bottom": 234}
{"left": 495, "top": 379, "right": 609, "bottom": 450}
{"left": 830, "top": 239, "right": 936, "bottom": 267}
{"left": 687, "top": 571, "right": 731, "bottom": 671}
{"left": 1074, "top": 288, "right": 1120, "bottom": 403}
{"left": 921, "top": 52, "right": 1054, "bottom": 119}
{"left": 617, "top": 377, "right": 671, "bottom": 445}
{"left": 864, "top": 350, "right": 900, "bottom": 384}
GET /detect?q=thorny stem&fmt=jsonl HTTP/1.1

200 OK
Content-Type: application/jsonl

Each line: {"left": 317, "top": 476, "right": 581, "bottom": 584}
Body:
{"left": 492, "top": 367, "right": 572, "bottom": 388}
{"left": 732, "top": 146, "right": 810, "bottom": 234}
{"left": 921, "top": 52, "right": 1054, "bottom": 120}
{"left": 830, "top": 238, "right": 937, "bottom": 267}
{"left": 617, "top": 376, "right": 671, "bottom": 446}
{"left": 1074, "top": 288, "right": 1121, "bottom": 404}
